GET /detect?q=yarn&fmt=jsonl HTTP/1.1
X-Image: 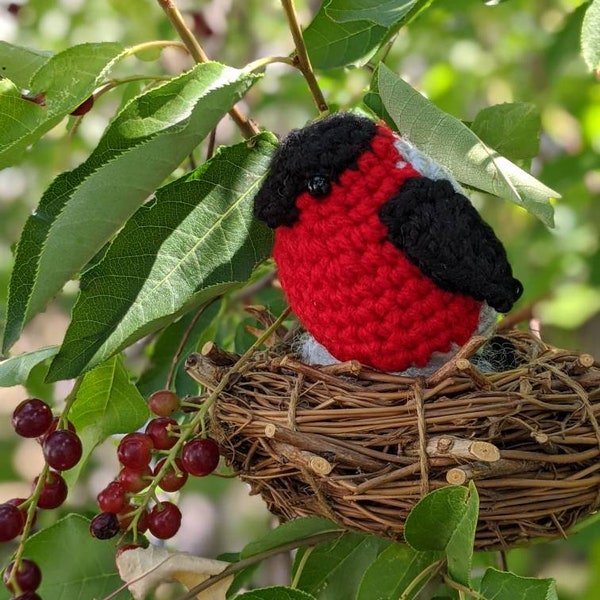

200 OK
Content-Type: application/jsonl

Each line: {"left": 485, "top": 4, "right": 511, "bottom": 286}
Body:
{"left": 253, "top": 113, "right": 522, "bottom": 373}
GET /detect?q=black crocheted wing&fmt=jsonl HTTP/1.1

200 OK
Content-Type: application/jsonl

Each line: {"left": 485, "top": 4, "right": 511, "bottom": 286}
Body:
{"left": 379, "top": 177, "right": 523, "bottom": 313}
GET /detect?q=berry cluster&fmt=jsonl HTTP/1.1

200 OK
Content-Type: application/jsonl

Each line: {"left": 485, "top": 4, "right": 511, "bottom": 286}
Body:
{"left": 91, "top": 390, "right": 220, "bottom": 543}
{"left": 1, "top": 398, "right": 83, "bottom": 599}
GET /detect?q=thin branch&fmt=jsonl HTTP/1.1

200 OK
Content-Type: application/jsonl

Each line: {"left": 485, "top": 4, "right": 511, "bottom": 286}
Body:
{"left": 156, "top": 0, "right": 259, "bottom": 139}
{"left": 280, "top": 0, "right": 328, "bottom": 114}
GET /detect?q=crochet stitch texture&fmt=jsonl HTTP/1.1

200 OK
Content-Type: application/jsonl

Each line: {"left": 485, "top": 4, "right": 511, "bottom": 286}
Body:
{"left": 254, "top": 113, "right": 522, "bottom": 372}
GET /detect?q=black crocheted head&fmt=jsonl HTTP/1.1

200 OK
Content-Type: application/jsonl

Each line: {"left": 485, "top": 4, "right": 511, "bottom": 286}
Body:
{"left": 254, "top": 112, "right": 377, "bottom": 228}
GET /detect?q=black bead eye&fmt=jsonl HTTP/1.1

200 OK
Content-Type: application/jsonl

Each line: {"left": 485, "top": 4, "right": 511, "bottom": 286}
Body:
{"left": 307, "top": 175, "right": 331, "bottom": 198}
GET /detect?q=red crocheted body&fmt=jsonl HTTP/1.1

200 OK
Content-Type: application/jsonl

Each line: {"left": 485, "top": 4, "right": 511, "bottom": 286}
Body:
{"left": 273, "top": 125, "right": 483, "bottom": 372}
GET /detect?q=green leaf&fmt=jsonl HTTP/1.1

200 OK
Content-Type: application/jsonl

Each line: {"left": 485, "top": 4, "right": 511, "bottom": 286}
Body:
{"left": 304, "top": 3, "right": 388, "bottom": 69}
{"left": 0, "top": 42, "right": 125, "bottom": 168}
{"left": 136, "top": 299, "right": 223, "bottom": 399}
{"left": 404, "top": 482, "right": 478, "bottom": 586}
{"left": 370, "top": 64, "right": 558, "bottom": 227}
{"left": 479, "top": 568, "right": 558, "bottom": 600}
{"left": 241, "top": 517, "right": 344, "bottom": 559}
{"left": 357, "top": 544, "right": 442, "bottom": 600}
{"left": 4, "top": 61, "right": 259, "bottom": 354}
{"left": 0, "top": 41, "right": 52, "bottom": 88}
{"left": 471, "top": 103, "right": 541, "bottom": 163}
{"left": 12, "top": 514, "right": 127, "bottom": 600}
{"left": 325, "top": 0, "right": 418, "bottom": 27}
{"left": 293, "top": 532, "right": 390, "bottom": 600}
{"left": 237, "top": 588, "right": 317, "bottom": 600}
{"left": 64, "top": 354, "right": 150, "bottom": 485}
{"left": 47, "top": 133, "right": 275, "bottom": 381}
{"left": 0, "top": 346, "right": 58, "bottom": 387}
{"left": 581, "top": 0, "right": 600, "bottom": 72}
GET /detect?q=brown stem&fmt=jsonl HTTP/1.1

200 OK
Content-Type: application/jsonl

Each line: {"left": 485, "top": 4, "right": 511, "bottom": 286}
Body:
{"left": 156, "top": 0, "right": 259, "bottom": 138}
{"left": 281, "top": 0, "right": 328, "bottom": 114}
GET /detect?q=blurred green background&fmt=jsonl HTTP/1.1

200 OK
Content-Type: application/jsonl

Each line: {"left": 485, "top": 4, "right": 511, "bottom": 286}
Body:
{"left": 0, "top": 0, "right": 599, "bottom": 598}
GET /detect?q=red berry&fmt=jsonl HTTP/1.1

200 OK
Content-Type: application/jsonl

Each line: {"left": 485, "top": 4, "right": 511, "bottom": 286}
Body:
{"left": 115, "top": 543, "right": 141, "bottom": 560}
{"left": 117, "top": 433, "right": 154, "bottom": 469}
{"left": 6, "top": 498, "right": 36, "bottom": 530}
{"left": 148, "top": 390, "right": 180, "bottom": 416}
{"left": 97, "top": 481, "right": 127, "bottom": 513}
{"left": 35, "top": 471, "right": 68, "bottom": 509}
{"left": 154, "top": 458, "right": 188, "bottom": 492}
{"left": 38, "top": 415, "right": 76, "bottom": 444}
{"left": 148, "top": 502, "right": 181, "bottom": 539}
{"left": 12, "top": 399, "right": 53, "bottom": 438}
{"left": 181, "top": 438, "right": 220, "bottom": 476}
{"left": 118, "top": 465, "right": 151, "bottom": 493}
{"left": 20, "top": 91, "right": 46, "bottom": 106}
{"left": 145, "top": 417, "right": 180, "bottom": 450}
{"left": 117, "top": 506, "right": 149, "bottom": 533}
{"left": 70, "top": 95, "right": 94, "bottom": 116}
{"left": 90, "top": 512, "right": 120, "bottom": 540}
{"left": 13, "top": 592, "right": 42, "bottom": 600}
{"left": 3, "top": 558, "right": 41, "bottom": 592}
{"left": 0, "top": 502, "right": 24, "bottom": 541}
{"left": 42, "top": 429, "right": 82, "bottom": 470}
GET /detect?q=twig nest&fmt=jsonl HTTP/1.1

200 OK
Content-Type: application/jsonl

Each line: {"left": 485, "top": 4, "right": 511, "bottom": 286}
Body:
{"left": 189, "top": 329, "right": 600, "bottom": 551}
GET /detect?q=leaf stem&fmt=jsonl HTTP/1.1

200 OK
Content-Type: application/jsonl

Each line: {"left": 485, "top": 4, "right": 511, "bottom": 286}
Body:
{"left": 124, "top": 39, "right": 189, "bottom": 58}
{"left": 176, "top": 530, "right": 342, "bottom": 600}
{"left": 156, "top": 0, "right": 259, "bottom": 139}
{"left": 443, "top": 575, "right": 487, "bottom": 600}
{"left": 399, "top": 560, "right": 446, "bottom": 600}
{"left": 280, "top": 0, "right": 328, "bottom": 114}
{"left": 290, "top": 546, "right": 314, "bottom": 589}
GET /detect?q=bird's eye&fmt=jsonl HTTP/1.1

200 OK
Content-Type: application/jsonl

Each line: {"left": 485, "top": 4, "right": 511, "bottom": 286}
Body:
{"left": 307, "top": 175, "right": 331, "bottom": 198}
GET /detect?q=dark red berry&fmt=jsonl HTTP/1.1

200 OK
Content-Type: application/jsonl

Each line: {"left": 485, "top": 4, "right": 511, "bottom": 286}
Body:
{"left": 3, "top": 558, "right": 41, "bottom": 592}
{"left": 148, "top": 390, "right": 181, "bottom": 416}
{"left": 6, "top": 498, "right": 36, "bottom": 530}
{"left": 35, "top": 470, "right": 68, "bottom": 509}
{"left": 20, "top": 91, "right": 46, "bottom": 106}
{"left": 42, "top": 429, "right": 82, "bottom": 470}
{"left": 148, "top": 502, "right": 181, "bottom": 539}
{"left": 117, "top": 506, "right": 149, "bottom": 533}
{"left": 38, "top": 415, "right": 76, "bottom": 444}
{"left": 145, "top": 417, "right": 179, "bottom": 450}
{"left": 13, "top": 592, "right": 42, "bottom": 600}
{"left": 70, "top": 95, "right": 94, "bottom": 116}
{"left": 12, "top": 398, "right": 53, "bottom": 438}
{"left": 90, "top": 512, "right": 120, "bottom": 540}
{"left": 117, "top": 433, "right": 154, "bottom": 469}
{"left": 97, "top": 481, "right": 127, "bottom": 513}
{"left": 181, "top": 438, "right": 220, "bottom": 476}
{"left": 0, "top": 502, "right": 24, "bottom": 541}
{"left": 118, "top": 465, "right": 151, "bottom": 493}
{"left": 154, "top": 457, "right": 188, "bottom": 492}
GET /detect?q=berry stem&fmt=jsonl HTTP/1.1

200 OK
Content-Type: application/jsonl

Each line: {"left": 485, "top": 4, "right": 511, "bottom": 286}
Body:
{"left": 57, "top": 377, "right": 82, "bottom": 430}
{"left": 128, "top": 308, "right": 291, "bottom": 538}
{"left": 156, "top": 0, "right": 259, "bottom": 139}
{"left": 280, "top": 0, "right": 328, "bottom": 115}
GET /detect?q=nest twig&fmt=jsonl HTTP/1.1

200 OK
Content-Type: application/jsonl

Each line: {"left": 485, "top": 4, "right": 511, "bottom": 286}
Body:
{"left": 186, "top": 326, "right": 600, "bottom": 551}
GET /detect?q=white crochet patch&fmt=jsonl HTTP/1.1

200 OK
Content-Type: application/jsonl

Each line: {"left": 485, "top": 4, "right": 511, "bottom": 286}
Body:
{"left": 393, "top": 137, "right": 463, "bottom": 194}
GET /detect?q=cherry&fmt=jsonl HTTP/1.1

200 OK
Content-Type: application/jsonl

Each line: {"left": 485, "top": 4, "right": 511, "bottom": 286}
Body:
{"left": 97, "top": 481, "right": 127, "bottom": 513}
{"left": 181, "top": 438, "right": 220, "bottom": 476}
{"left": 38, "top": 415, "right": 76, "bottom": 444}
{"left": 13, "top": 592, "right": 42, "bottom": 600}
{"left": 117, "top": 506, "right": 149, "bottom": 533}
{"left": 70, "top": 95, "right": 94, "bottom": 116}
{"left": 20, "top": 91, "right": 46, "bottom": 107}
{"left": 148, "top": 390, "right": 180, "bottom": 416}
{"left": 148, "top": 502, "right": 181, "bottom": 539}
{"left": 115, "top": 543, "right": 141, "bottom": 560}
{"left": 42, "top": 429, "right": 82, "bottom": 470}
{"left": 90, "top": 512, "right": 120, "bottom": 540}
{"left": 3, "top": 558, "right": 41, "bottom": 593}
{"left": 145, "top": 417, "right": 179, "bottom": 450}
{"left": 154, "top": 457, "right": 188, "bottom": 492}
{"left": 35, "top": 471, "right": 68, "bottom": 509}
{"left": 6, "top": 498, "right": 36, "bottom": 530}
{"left": 12, "top": 398, "right": 53, "bottom": 438}
{"left": 118, "top": 465, "right": 151, "bottom": 493}
{"left": 0, "top": 502, "right": 24, "bottom": 541}
{"left": 117, "top": 433, "right": 153, "bottom": 469}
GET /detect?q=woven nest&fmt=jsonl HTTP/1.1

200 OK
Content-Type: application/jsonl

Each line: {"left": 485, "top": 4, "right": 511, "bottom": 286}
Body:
{"left": 185, "top": 323, "right": 600, "bottom": 551}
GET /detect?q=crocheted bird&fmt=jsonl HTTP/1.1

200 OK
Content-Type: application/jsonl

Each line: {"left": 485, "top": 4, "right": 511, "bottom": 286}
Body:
{"left": 254, "top": 112, "right": 523, "bottom": 374}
